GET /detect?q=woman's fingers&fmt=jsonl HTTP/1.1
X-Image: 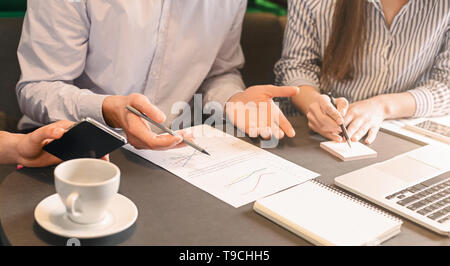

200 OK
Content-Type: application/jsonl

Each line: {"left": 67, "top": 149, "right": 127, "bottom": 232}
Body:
{"left": 309, "top": 103, "right": 342, "bottom": 132}
{"left": 28, "top": 121, "right": 74, "bottom": 146}
{"left": 352, "top": 123, "right": 371, "bottom": 142}
{"left": 346, "top": 117, "right": 365, "bottom": 139}
{"left": 344, "top": 110, "right": 355, "bottom": 127}
{"left": 307, "top": 111, "right": 342, "bottom": 142}
{"left": 28, "top": 126, "right": 62, "bottom": 146}
{"left": 335, "top": 97, "right": 349, "bottom": 117}
{"left": 101, "top": 154, "right": 110, "bottom": 161}
{"left": 365, "top": 127, "right": 380, "bottom": 144}
{"left": 319, "top": 95, "right": 344, "bottom": 125}
{"left": 323, "top": 132, "right": 343, "bottom": 142}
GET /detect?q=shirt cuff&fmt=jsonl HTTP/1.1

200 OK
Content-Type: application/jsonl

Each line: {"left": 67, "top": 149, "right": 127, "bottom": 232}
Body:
{"left": 285, "top": 77, "right": 320, "bottom": 91}
{"left": 78, "top": 92, "right": 110, "bottom": 126}
{"left": 202, "top": 75, "right": 245, "bottom": 110}
{"left": 408, "top": 87, "right": 434, "bottom": 118}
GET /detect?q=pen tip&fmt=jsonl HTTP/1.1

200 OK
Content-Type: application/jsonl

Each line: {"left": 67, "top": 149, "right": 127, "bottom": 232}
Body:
{"left": 203, "top": 150, "right": 211, "bottom": 156}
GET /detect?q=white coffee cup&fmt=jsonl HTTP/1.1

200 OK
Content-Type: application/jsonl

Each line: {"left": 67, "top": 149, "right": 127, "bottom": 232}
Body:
{"left": 54, "top": 159, "right": 120, "bottom": 224}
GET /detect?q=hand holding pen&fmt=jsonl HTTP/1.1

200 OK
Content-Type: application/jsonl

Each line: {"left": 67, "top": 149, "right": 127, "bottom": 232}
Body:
{"left": 102, "top": 94, "right": 189, "bottom": 150}
{"left": 328, "top": 93, "right": 352, "bottom": 148}
{"left": 126, "top": 105, "right": 210, "bottom": 155}
{"left": 305, "top": 92, "right": 350, "bottom": 145}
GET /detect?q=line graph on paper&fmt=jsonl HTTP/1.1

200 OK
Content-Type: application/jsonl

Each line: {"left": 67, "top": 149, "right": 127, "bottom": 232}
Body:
{"left": 166, "top": 150, "right": 203, "bottom": 167}
{"left": 124, "top": 125, "right": 319, "bottom": 208}
{"left": 226, "top": 168, "right": 277, "bottom": 195}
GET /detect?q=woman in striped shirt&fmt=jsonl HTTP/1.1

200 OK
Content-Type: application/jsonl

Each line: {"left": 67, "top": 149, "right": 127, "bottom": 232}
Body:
{"left": 275, "top": 0, "right": 449, "bottom": 144}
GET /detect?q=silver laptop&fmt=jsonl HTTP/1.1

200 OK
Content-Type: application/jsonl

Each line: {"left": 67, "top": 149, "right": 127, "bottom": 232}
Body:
{"left": 335, "top": 145, "right": 450, "bottom": 236}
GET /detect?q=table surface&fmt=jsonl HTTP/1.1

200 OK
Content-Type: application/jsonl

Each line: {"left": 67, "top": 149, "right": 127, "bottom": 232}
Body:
{"left": 1, "top": 116, "right": 449, "bottom": 246}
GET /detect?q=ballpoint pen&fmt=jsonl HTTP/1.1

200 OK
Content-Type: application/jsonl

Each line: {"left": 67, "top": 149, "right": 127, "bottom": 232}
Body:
{"left": 126, "top": 105, "right": 211, "bottom": 156}
{"left": 328, "top": 93, "right": 352, "bottom": 148}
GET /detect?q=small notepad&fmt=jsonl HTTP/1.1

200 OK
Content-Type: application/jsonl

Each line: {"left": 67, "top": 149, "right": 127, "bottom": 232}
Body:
{"left": 254, "top": 181, "right": 402, "bottom": 246}
{"left": 320, "top": 141, "right": 377, "bottom": 161}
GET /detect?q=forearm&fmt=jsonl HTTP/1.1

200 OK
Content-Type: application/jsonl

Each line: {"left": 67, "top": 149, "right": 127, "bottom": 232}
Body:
{"left": 372, "top": 92, "right": 416, "bottom": 120}
{"left": 407, "top": 28, "right": 449, "bottom": 117}
{"left": 16, "top": 0, "right": 93, "bottom": 124}
{"left": 291, "top": 85, "right": 321, "bottom": 114}
{"left": 292, "top": 87, "right": 416, "bottom": 120}
{"left": 408, "top": 81, "right": 450, "bottom": 117}
{"left": 17, "top": 81, "right": 109, "bottom": 125}
{"left": 0, "top": 132, "right": 21, "bottom": 165}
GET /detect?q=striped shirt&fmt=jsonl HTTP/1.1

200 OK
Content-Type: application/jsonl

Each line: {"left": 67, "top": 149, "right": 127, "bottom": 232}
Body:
{"left": 274, "top": 0, "right": 450, "bottom": 117}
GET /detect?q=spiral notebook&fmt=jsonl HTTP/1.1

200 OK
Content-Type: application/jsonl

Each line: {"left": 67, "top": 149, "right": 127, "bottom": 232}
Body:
{"left": 254, "top": 180, "right": 402, "bottom": 246}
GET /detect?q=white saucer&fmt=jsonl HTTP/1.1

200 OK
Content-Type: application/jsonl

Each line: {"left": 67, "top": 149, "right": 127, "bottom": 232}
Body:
{"left": 34, "top": 194, "right": 138, "bottom": 239}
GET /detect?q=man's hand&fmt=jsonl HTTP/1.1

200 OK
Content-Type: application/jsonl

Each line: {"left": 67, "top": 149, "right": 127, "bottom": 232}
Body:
{"left": 226, "top": 85, "right": 299, "bottom": 139}
{"left": 306, "top": 94, "right": 349, "bottom": 142}
{"left": 102, "top": 93, "right": 189, "bottom": 150}
{"left": 12, "top": 120, "right": 76, "bottom": 167}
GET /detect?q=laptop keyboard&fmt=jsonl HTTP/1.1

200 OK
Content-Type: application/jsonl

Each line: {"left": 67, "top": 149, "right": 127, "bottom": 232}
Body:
{"left": 385, "top": 172, "right": 450, "bottom": 224}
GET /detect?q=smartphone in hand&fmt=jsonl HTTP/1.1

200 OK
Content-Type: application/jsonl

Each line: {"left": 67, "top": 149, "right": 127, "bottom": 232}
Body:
{"left": 43, "top": 118, "right": 127, "bottom": 161}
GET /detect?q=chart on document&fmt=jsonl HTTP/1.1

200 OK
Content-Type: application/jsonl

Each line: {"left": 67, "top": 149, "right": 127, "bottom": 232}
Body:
{"left": 125, "top": 125, "right": 319, "bottom": 207}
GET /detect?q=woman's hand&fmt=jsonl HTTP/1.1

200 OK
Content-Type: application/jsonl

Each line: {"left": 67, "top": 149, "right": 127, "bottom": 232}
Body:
{"left": 306, "top": 94, "right": 349, "bottom": 142}
{"left": 345, "top": 97, "right": 387, "bottom": 144}
{"left": 13, "top": 120, "right": 75, "bottom": 167}
{"left": 7, "top": 120, "right": 110, "bottom": 168}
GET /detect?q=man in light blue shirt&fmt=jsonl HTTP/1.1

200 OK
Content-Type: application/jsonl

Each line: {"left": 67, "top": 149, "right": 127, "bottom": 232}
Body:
{"left": 16, "top": 0, "right": 298, "bottom": 150}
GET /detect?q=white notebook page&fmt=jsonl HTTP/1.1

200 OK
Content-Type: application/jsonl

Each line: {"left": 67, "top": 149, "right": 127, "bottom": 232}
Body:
{"left": 255, "top": 181, "right": 402, "bottom": 245}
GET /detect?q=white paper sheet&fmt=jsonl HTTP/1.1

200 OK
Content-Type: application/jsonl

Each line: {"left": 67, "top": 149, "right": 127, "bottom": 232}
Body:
{"left": 124, "top": 125, "right": 319, "bottom": 207}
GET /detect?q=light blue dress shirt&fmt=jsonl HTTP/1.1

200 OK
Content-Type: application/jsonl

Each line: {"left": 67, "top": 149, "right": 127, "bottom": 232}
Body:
{"left": 16, "top": 0, "right": 247, "bottom": 129}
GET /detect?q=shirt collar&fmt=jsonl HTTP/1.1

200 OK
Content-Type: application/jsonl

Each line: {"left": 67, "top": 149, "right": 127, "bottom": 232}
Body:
{"left": 366, "top": 0, "right": 419, "bottom": 13}
{"left": 366, "top": 0, "right": 382, "bottom": 11}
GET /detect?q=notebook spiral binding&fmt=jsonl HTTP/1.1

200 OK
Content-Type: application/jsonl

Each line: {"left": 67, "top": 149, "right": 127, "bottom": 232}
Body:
{"left": 311, "top": 179, "right": 403, "bottom": 223}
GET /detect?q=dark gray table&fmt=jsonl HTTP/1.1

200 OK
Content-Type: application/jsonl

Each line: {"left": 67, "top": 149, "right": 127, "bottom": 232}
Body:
{"left": 1, "top": 117, "right": 449, "bottom": 246}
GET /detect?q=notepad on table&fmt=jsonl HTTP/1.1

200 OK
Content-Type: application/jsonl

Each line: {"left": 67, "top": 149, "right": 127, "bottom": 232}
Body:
{"left": 320, "top": 141, "right": 377, "bottom": 161}
{"left": 254, "top": 180, "right": 402, "bottom": 246}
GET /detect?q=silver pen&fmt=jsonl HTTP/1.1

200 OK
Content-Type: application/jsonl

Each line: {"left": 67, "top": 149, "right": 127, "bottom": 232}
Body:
{"left": 126, "top": 105, "right": 210, "bottom": 156}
